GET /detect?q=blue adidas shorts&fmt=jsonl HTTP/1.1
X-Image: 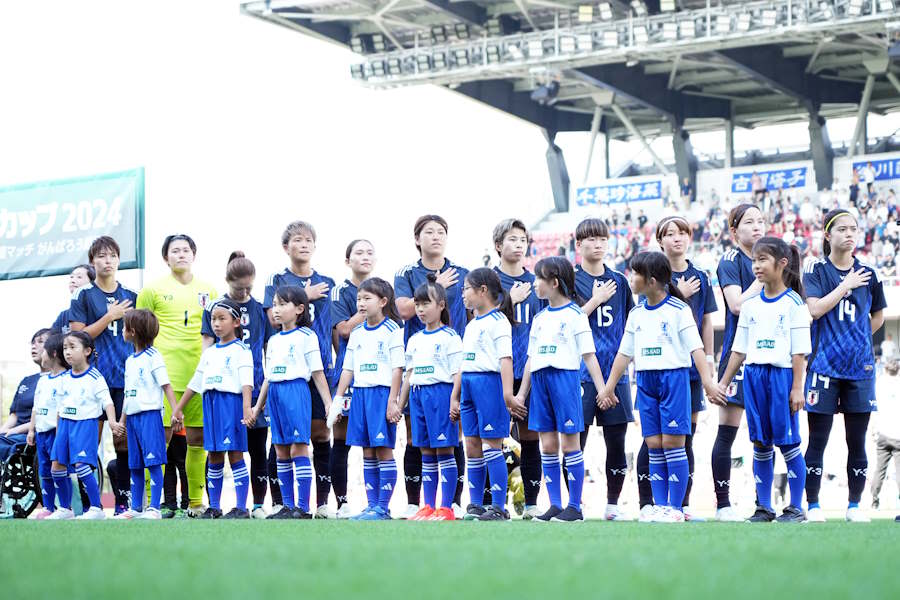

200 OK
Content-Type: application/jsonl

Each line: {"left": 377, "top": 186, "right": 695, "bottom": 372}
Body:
{"left": 347, "top": 385, "right": 396, "bottom": 448}
{"left": 202, "top": 390, "right": 248, "bottom": 452}
{"left": 719, "top": 354, "right": 745, "bottom": 407}
{"left": 460, "top": 372, "right": 510, "bottom": 439}
{"left": 529, "top": 367, "right": 583, "bottom": 434}
{"left": 410, "top": 382, "right": 458, "bottom": 448}
{"left": 268, "top": 378, "right": 312, "bottom": 445}
{"left": 36, "top": 429, "right": 56, "bottom": 476}
{"left": 743, "top": 364, "right": 801, "bottom": 447}
{"left": 126, "top": 410, "right": 167, "bottom": 469}
{"left": 582, "top": 380, "right": 634, "bottom": 426}
{"left": 636, "top": 368, "right": 691, "bottom": 437}
{"left": 51, "top": 418, "right": 98, "bottom": 466}
{"left": 804, "top": 371, "right": 876, "bottom": 414}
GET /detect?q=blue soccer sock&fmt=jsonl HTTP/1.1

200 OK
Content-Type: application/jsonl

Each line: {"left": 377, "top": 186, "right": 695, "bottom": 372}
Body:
{"left": 752, "top": 446, "right": 775, "bottom": 510}
{"left": 780, "top": 444, "right": 806, "bottom": 508}
{"left": 664, "top": 448, "right": 689, "bottom": 509}
{"left": 130, "top": 468, "right": 145, "bottom": 512}
{"left": 76, "top": 463, "right": 101, "bottom": 508}
{"left": 231, "top": 460, "right": 250, "bottom": 511}
{"left": 541, "top": 453, "right": 562, "bottom": 509}
{"left": 294, "top": 456, "right": 313, "bottom": 513}
{"left": 378, "top": 459, "right": 397, "bottom": 511}
{"left": 51, "top": 468, "right": 71, "bottom": 510}
{"left": 40, "top": 474, "right": 56, "bottom": 511}
{"left": 438, "top": 454, "right": 457, "bottom": 509}
{"left": 148, "top": 465, "right": 163, "bottom": 510}
{"left": 466, "top": 456, "right": 486, "bottom": 507}
{"left": 207, "top": 463, "right": 225, "bottom": 510}
{"left": 564, "top": 450, "right": 585, "bottom": 509}
{"left": 276, "top": 459, "right": 295, "bottom": 509}
{"left": 363, "top": 458, "right": 379, "bottom": 507}
{"left": 648, "top": 448, "right": 669, "bottom": 507}
{"left": 422, "top": 453, "right": 439, "bottom": 508}
{"left": 484, "top": 447, "right": 508, "bottom": 508}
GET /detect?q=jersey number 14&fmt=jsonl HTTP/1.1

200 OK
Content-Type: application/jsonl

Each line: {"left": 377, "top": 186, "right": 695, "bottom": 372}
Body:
{"left": 838, "top": 299, "right": 856, "bottom": 323}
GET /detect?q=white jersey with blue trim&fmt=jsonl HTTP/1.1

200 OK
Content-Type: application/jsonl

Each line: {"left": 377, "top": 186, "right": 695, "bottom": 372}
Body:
{"left": 461, "top": 309, "right": 513, "bottom": 373}
{"left": 405, "top": 326, "right": 463, "bottom": 385}
{"left": 619, "top": 295, "right": 702, "bottom": 371}
{"left": 343, "top": 318, "right": 405, "bottom": 388}
{"left": 265, "top": 327, "right": 323, "bottom": 382}
{"left": 57, "top": 367, "right": 113, "bottom": 421}
{"left": 123, "top": 347, "right": 172, "bottom": 415}
{"left": 33, "top": 372, "right": 65, "bottom": 432}
{"left": 187, "top": 339, "right": 254, "bottom": 394}
{"left": 527, "top": 302, "right": 595, "bottom": 372}
{"left": 733, "top": 289, "right": 811, "bottom": 368}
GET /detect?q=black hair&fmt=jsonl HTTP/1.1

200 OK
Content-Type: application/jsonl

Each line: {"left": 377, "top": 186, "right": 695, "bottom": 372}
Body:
{"left": 345, "top": 239, "right": 373, "bottom": 260}
{"left": 43, "top": 333, "right": 69, "bottom": 370}
{"left": 575, "top": 218, "right": 609, "bottom": 242}
{"left": 72, "top": 264, "right": 96, "bottom": 283}
{"left": 413, "top": 273, "right": 451, "bottom": 326}
{"left": 822, "top": 208, "right": 857, "bottom": 257}
{"left": 273, "top": 285, "right": 312, "bottom": 329}
{"left": 88, "top": 236, "right": 120, "bottom": 262}
{"left": 359, "top": 277, "right": 402, "bottom": 324}
{"left": 64, "top": 330, "right": 95, "bottom": 358}
{"left": 752, "top": 237, "right": 804, "bottom": 297}
{"left": 629, "top": 251, "right": 685, "bottom": 302}
{"left": 413, "top": 215, "right": 449, "bottom": 254}
{"left": 465, "top": 268, "right": 516, "bottom": 324}
{"left": 124, "top": 309, "right": 159, "bottom": 351}
{"left": 534, "top": 256, "right": 576, "bottom": 301}
{"left": 728, "top": 203, "right": 762, "bottom": 230}
{"left": 209, "top": 297, "right": 244, "bottom": 340}
{"left": 161, "top": 234, "right": 197, "bottom": 259}
{"left": 32, "top": 328, "right": 53, "bottom": 343}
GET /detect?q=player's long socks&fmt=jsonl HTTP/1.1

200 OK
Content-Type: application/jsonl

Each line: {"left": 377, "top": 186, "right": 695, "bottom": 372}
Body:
{"left": 683, "top": 423, "right": 697, "bottom": 506}
{"left": 564, "top": 450, "right": 585, "bottom": 509}
{"left": 185, "top": 445, "right": 207, "bottom": 508}
{"left": 845, "top": 412, "right": 870, "bottom": 505}
{"left": 541, "top": 453, "right": 562, "bottom": 508}
{"left": 330, "top": 438, "right": 350, "bottom": 508}
{"left": 247, "top": 427, "right": 268, "bottom": 507}
{"left": 206, "top": 463, "right": 224, "bottom": 510}
{"left": 51, "top": 468, "right": 71, "bottom": 510}
{"left": 76, "top": 463, "right": 101, "bottom": 507}
{"left": 378, "top": 459, "right": 397, "bottom": 511}
{"left": 148, "top": 465, "right": 163, "bottom": 509}
{"left": 363, "top": 458, "right": 379, "bottom": 507}
{"left": 466, "top": 456, "right": 485, "bottom": 506}
{"left": 421, "top": 453, "right": 439, "bottom": 508}
{"left": 637, "top": 442, "right": 653, "bottom": 507}
{"left": 39, "top": 462, "right": 55, "bottom": 511}
{"left": 276, "top": 459, "right": 295, "bottom": 508}
{"left": 648, "top": 448, "right": 669, "bottom": 507}
{"left": 780, "top": 444, "right": 806, "bottom": 508}
{"left": 164, "top": 434, "right": 188, "bottom": 510}
{"left": 664, "top": 448, "right": 689, "bottom": 509}
{"left": 752, "top": 446, "right": 775, "bottom": 510}
{"left": 520, "top": 439, "right": 542, "bottom": 507}
{"left": 114, "top": 450, "right": 130, "bottom": 508}
{"left": 130, "top": 468, "right": 145, "bottom": 511}
{"left": 804, "top": 412, "right": 832, "bottom": 507}
{"left": 403, "top": 445, "right": 422, "bottom": 505}
{"left": 711, "top": 424, "right": 738, "bottom": 508}
{"left": 312, "top": 441, "right": 331, "bottom": 508}
{"left": 603, "top": 424, "right": 628, "bottom": 504}
{"left": 294, "top": 456, "right": 313, "bottom": 513}
{"left": 453, "top": 443, "right": 465, "bottom": 506}
{"left": 232, "top": 459, "right": 250, "bottom": 511}
{"left": 267, "top": 445, "right": 283, "bottom": 506}
{"left": 438, "top": 454, "right": 457, "bottom": 509}
{"left": 484, "top": 447, "right": 508, "bottom": 508}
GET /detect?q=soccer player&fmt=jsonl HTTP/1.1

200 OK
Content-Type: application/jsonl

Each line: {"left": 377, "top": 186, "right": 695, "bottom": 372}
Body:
{"left": 264, "top": 221, "right": 335, "bottom": 518}
{"left": 68, "top": 236, "right": 138, "bottom": 515}
{"left": 573, "top": 218, "right": 635, "bottom": 521}
{"left": 803, "top": 209, "right": 886, "bottom": 522}
{"left": 394, "top": 215, "right": 469, "bottom": 518}
{"left": 136, "top": 234, "right": 218, "bottom": 516}
{"left": 719, "top": 237, "right": 811, "bottom": 523}
{"left": 712, "top": 204, "right": 766, "bottom": 521}
{"left": 51, "top": 264, "right": 95, "bottom": 333}
{"left": 0, "top": 329, "right": 50, "bottom": 462}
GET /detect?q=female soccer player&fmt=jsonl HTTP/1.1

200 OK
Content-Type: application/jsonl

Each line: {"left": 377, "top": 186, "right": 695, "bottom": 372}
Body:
{"left": 264, "top": 221, "right": 335, "bottom": 518}
{"left": 803, "top": 209, "right": 886, "bottom": 522}
{"left": 116, "top": 309, "right": 178, "bottom": 519}
{"left": 335, "top": 278, "right": 405, "bottom": 520}
{"left": 712, "top": 204, "right": 766, "bottom": 521}
{"left": 254, "top": 285, "right": 333, "bottom": 519}
{"left": 719, "top": 237, "right": 811, "bottom": 523}
{"left": 515, "top": 256, "right": 606, "bottom": 522}
{"left": 573, "top": 218, "right": 635, "bottom": 521}
{"left": 46, "top": 331, "right": 122, "bottom": 520}
{"left": 174, "top": 299, "right": 255, "bottom": 519}
{"left": 51, "top": 264, "right": 95, "bottom": 333}
{"left": 397, "top": 274, "right": 463, "bottom": 520}
{"left": 601, "top": 252, "right": 722, "bottom": 523}
{"left": 136, "top": 234, "right": 218, "bottom": 516}
{"left": 202, "top": 251, "right": 274, "bottom": 519}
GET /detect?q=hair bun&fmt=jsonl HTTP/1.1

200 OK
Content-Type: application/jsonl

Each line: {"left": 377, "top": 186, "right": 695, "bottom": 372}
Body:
{"left": 227, "top": 250, "right": 245, "bottom": 264}
{"left": 426, "top": 272, "right": 438, "bottom": 284}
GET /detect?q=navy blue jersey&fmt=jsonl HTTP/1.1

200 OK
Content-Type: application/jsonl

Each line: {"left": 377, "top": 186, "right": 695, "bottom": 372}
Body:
{"left": 264, "top": 268, "right": 335, "bottom": 378}
{"left": 330, "top": 279, "right": 359, "bottom": 387}
{"left": 68, "top": 282, "right": 138, "bottom": 388}
{"left": 804, "top": 257, "right": 887, "bottom": 380}
{"left": 672, "top": 261, "right": 718, "bottom": 381}
{"left": 395, "top": 258, "right": 470, "bottom": 343}
{"left": 52, "top": 309, "right": 71, "bottom": 334}
{"left": 202, "top": 295, "right": 273, "bottom": 399}
{"left": 10, "top": 373, "right": 40, "bottom": 426}
{"left": 575, "top": 265, "right": 634, "bottom": 382}
{"left": 494, "top": 267, "right": 546, "bottom": 380}
{"left": 717, "top": 248, "right": 755, "bottom": 362}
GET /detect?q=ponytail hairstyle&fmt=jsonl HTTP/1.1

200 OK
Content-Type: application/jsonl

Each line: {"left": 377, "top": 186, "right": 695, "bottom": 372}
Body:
{"left": 655, "top": 215, "right": 692, "bottom": 244}
{"left": 465, "top": 267, "right": 516, "bottom": 324}
{"left": 822, "top": 208, "right": 856, "bottom": 257}
{"left": 728, "top": 203, "right": 758, "bottom": 231}
{"left": 64, "top": 330, "right": 95, "bottom": 359}
{"left": 359, "top": 277, "right": 402, "bottom": 324}
{"left": 209, "top": 297, "right": 244, "bottom": 340}
{"left": 534, "top": 256, "right": 576, "bottom": 301}
{"left": 629, "top": 251, "right": 685, "bottom": 302}
{"left": 44, "top": 333, "right": 70, "bottom": 370}
{"left": 413, "top": 273, "right": 451, "bottom": 326}
{"left": 273, "top": 285, "right": 312, "bottom": 329}
{"left": 752, "top": 236, "right": 804, "bottom": 298}
{"left": 225, "top": 250, "right": 256, "bottom": 282}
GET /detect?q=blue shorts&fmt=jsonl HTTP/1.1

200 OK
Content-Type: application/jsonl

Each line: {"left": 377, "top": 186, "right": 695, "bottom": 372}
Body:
{"left": 410, "top": 382, "right": 458, "bottom": 448}
{"left": 743, "top": 364, "right": 801, "bottom": 447}
{"left": 51, "top": 418, "right": 98, "bottom": 466}
{"left": 269, "top": 378, "right": 312, "bottom": 445}
{"left": 636, "top": 368, "right": 691, "bottom": 437}
{"left": 529, "top": 368, "right": 583, "bottom": 434}
{"left": 36, "top": 429, "right": 56, "bottom": 476}
{"left": 804, "top": 372, "right": 877, "bottom": 414}
{"left": 690, "top": 379, "right": 706, "bottom": 413}
{"left": 460, "top": 372, "right": 510, "bottom": 439}
{"left": 347, "top": 386, "right": 396, "bottom": 448}
{"left": 202, "top": 390, "right": 248, "bottom": 452}
{"left": 582, "top": 380, "right": 634, "bottom": 426}
{"left": 719, "top": 354, "right": 745, "bottom": 407}
{"left": 126, "top": 410, "right": 167, "bottom": 468}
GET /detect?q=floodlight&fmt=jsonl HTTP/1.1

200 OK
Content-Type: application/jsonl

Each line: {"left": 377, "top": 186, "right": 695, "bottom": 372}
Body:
{"left": 508, "top": 43, "right": 524, "bottom": 60}
{"left": 370, "top": 60, "right": 386, "bottom": 77}
{"left": 455, "top": 23, "right": 470, "bottom": 40}
{"left": 631, "top": 1, "right": 647, "bottom": 17}
{"left": 603, "top": 29, "right": 619, "bottom": 47}
{"left": 660, "top": 0, "right": 676, "bottom": 11}
{"left": 486, "top": 18, "right": 502, "bottom": 36}
{"left": 453, "top": 48, "right": 469, "bottom": 66}
{"left": 577, "top": 32, "right": 594, "bottom": 51}
{"left": 633, "top": 26, "right": 648, "bottom": 44}
{"left": 372, "top": 33, "right": 386, "bottom": 52}
{"left": 578, "top": 5, "right": 594, "bottom": 23}
{"left": 679, "top": 19, "right": 696, "bottom": 38}
{"left": 737, "top": 13, "right": 751, "bottom": 32}
{"left": 599, "top": 2, "right": 613, "bottom": 20}
{"left": 416, "top": 54, "right": 431, "bottom": 71}
{"left": 848, "top": 0, "right": 863, "bottom": 16}
{"left": 432, "top": 25, "right": 447, "bottom": 43}
{"left": 715, "top": 15, "right": 731, "bottom": 34}
{"left": 560, "top": 35, "right": 577, "bottom": 53}
{"left": 486, "top": 44, "right": 501, "bottom": 63}
{"left": 350, "top": 64, "right": 366, "bottom": 79}
{"left": 528, "top": 39, "right": 544, "bottom": 57}
{"left": 350, "top": 36, "right": 365, "bottom": 54}
{"left": 433, "top": 52, "right": 447, "bottom": 69}
{"left": 761, "top": 9, "right": 777, "bottom": 27}
{"left": 662, "top": 22, "right": 678, "bottom": 40}
{"left": 879, "top": 0, "right": 894, "bottom": 11}
{"left": 387, "top": 57, "right": 402, "bottom": 75}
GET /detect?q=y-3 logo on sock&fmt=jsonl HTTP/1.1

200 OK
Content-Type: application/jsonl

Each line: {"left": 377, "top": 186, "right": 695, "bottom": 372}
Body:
{"left": 608, "top": 468, "right": 628, "bottom": 476}
{"left": 715, "top": 480, "right": 730, "bottom": 488}
{"left": 852, "top": 468, "right": 868, "bottom": 477}
{"left": 807, "top": 466, "right": 823, "bottom": 475}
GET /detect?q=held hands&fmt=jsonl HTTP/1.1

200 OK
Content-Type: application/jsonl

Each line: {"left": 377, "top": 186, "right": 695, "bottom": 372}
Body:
{"left": 449, "top": 397, "right": 460, "bottom": 422}
{"left": 596, "top": 386, "right": 618, "bottom": 411}
{"left": 506, "top": 394, "right": 527, "bottom": 420}
{"left": 171, "top": 409, "right": 185, "bottom": 432}
{"left": 704, "top": 380, "right": 727, "bottom": 407}
{"left": 26, "top": 430, "right": 35, "bottom": 446}
{"left": 509, "top": 281, "right": 532, "bottom": 305}
{"left": 789, "top": 389, "right": 804, "bottom": 414}
{"left": 106, "top": 299, "right": 134, "bottom": 321}
{"left": 435, "top": 268, "right": 459, "bottom": 290}
{"left": 591, "top": 279, "right": 617, "bottom": 304}
{"left": 242, "top": 407, "right": 256, "bottom": 428}
{"left": 304, "top": 281, "right": 330, "bottom": 301}
{"left": 676, "top": 276, "right": 701, "bottom": 300}
{"left": 386, "top": 402, "right": 402, "bottom": 424}
{"left": 110, "top": 421, "right": 126, "bottom": 438}
{"left": 327, "top": 396, "right": 344, "bottom": 428}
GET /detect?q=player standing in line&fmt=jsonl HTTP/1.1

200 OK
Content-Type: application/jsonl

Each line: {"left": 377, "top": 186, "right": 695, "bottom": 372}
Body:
{"left": 572, "top": 218, "right": 635, "bottom": 522}
{"left": 802, "top": 209, "right": 886, "bottom": 522}
{"left": 394, "top": 215, "right": 469, "bottom": 518}
{"left": 719, "top": 237, "right": 811, "bottom": 523}
{"left": 264, "top": 221, "right": 335, "bottom": 518}
{"left": 52, "top": 265, "right": 95, "bottom": 334}
{"left": 136, "top": 234, "right": 218, "bottom": 516}
{"left": 0, "top": 330, "right": 50, "bottom": 462}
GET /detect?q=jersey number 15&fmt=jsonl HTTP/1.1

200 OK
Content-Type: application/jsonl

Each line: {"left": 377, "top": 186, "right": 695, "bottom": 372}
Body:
{"left": 596, "top": 305, "right": 613, "bottom": 327}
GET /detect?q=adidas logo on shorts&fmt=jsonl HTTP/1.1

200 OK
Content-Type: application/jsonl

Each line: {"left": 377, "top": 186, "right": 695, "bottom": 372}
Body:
{"left": 437, "top": 433, "right": 447, "bottom": 441}
{"left": 293, "top": 429, "right": 299, "bottom": 436}
{"left": 564, "top": 419, "right": 575, "bottom": 427}
{"left": 484, "top": 424, "right": 494, "bottom": 432}
{"left": 77, "top": 450, "right": 87, "bottom": 457}
{"left": 223, "top": 437, "right": 231, "bottom": 444}
{"left": 146, "top": 452, "right": 155, "bottom": 460}
{"left": 668, "top": 420, "right": 678, "bottom": 428}
{"left": 376, "top": 432, "right": 385, "bottom": 440}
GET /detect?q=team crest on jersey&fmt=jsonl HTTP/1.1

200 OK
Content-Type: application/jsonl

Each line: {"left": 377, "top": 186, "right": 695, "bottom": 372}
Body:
{"left": 286, "top": 345, "right": 296, "bottom": 363}
{"left": 223, "top": 356, "right": 233, "bottom": 374}
{"left": 198, "top": 292, "right": 211, "bottom": 309}
{"left": 241, "top": 312, "right": 250, "bottom": 327}
{"left": 775, "top": 315, "right": 786, "bottom": 335}
{"left": 657, "top": 322, "right": 672, "bottom": 343}
{"left": 806, "top": 390, "right": 819, "bottom": 406}
{"left": 106, "top": 296, "right": 116, "bottom": 305}
{"left": 554, "top": 323, "right": 567, "bottom": 343}
{"left": 376, "top": 341, "right": 387, "bottom": 361}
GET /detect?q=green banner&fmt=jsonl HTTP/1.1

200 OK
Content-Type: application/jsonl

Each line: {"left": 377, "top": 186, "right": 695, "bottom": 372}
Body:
{"left": 0, "top": 168, "right": 145, "bottom": 280}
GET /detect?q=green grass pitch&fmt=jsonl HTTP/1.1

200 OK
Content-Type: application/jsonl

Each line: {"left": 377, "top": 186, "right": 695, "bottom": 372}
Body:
{"left": 3, "top": 520, "right": 898, "bottom": 598}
